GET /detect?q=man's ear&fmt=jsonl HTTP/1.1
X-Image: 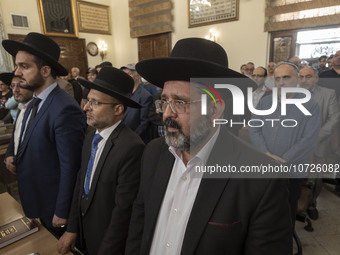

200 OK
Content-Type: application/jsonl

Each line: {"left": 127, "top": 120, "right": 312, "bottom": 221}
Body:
{"left": 209, "top": 98, "right": 225, "bottom": 120}
{"left": 114, "top": 104, "right": 125, "bottom": 116}
{"left": 40, "top": 66, "right": 51, "bottom": 78}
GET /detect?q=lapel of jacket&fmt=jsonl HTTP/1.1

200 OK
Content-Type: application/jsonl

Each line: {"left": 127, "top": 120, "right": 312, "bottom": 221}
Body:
{"left": 16, "top": 86, "right": 60, "bottom": 163}
{"left": 181, "top": 128, "right": 240, "bottom": 255}
{"left": 86, "top": 122, "right": 125, "bottom": 203}
{"left": 144, "top": 140, "right": 175, "bottom": 250}
{"left": 313, "top": 85, "right": 322, "bottom": 105}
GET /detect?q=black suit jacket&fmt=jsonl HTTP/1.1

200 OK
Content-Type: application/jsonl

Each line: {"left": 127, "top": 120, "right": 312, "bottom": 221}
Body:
{"left": 126, "top": 127, "right": 292, "bottom": 255}
{"left": 67, "top": 122, "right": 144, "bottom": 255}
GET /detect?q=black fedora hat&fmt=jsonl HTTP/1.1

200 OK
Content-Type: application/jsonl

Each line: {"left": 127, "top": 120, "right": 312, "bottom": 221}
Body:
{"left": 2, "top": 32, "right": 68, "bottom": 76}
{"left": 136, "top": 37, "right": 249, "bottom": 88}
{"left": 78, "top": 66, "right": 141, "bottom": 108}
{"left": 0, "top": 72, "right": 14, "bottom": 85}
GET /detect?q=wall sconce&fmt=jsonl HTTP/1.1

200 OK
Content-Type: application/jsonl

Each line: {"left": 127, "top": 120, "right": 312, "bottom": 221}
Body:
{"left": 205, "top": 29, "right": 218, "bottom": 42}
{"left": 98, "top": 41, "right": 107, "bottom": 61}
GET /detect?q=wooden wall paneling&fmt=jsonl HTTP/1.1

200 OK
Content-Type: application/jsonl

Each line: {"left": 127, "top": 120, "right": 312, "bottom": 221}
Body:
{"left": 138, "top": 32, "right": 171, "bottom": 61}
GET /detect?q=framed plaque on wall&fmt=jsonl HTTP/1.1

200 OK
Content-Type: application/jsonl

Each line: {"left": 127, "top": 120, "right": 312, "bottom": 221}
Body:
{"left": 37, "top": 0, "right": 78, "bottom": 37}
{"left": 188, "top": 0, "right": 239, "bottom": 28}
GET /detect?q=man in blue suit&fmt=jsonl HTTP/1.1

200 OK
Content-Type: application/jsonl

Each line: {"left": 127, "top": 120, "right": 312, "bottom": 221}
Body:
{"left": 2, "top": 32, "right": 86, "bottom": 237}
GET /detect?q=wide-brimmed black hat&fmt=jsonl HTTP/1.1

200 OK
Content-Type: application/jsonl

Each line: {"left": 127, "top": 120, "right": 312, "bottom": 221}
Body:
{"left": 136, "top": 37, "right": 250, "bottom": 88}
{"left": 0, "top": 72, "right": 14, "bottom": 85}
{"left": 2, "top": 32, "right": 68, "bottom": 76}
{"left": 78, "top": 66, "right": 141, "bottom": 108}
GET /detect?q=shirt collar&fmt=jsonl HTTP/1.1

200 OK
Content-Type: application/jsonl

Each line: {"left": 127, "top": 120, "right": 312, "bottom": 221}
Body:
{"left": 33, "top": 82, "right": 58, "bottom": 101}
{"left": 18, "top": 99, "right": 33, "bottom": 110}
{"left": 96, "top": 120, "right": 122, "bottom": 141}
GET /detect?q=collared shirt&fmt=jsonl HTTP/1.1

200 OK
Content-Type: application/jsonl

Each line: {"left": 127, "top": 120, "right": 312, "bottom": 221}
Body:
{"left": 252, "top": 86, "right": 266, "bottom": 108}
{"left": 86, "top": 120, "right": 121, "bottom": 190}
{"left": 14, "top": 100, "right": 32, "bottom": 155}
{"left": 21, "top": 82, "right": 58, "bottom": 141}
{"left": 150, "top": 127, "right": 220, "bottom": 255}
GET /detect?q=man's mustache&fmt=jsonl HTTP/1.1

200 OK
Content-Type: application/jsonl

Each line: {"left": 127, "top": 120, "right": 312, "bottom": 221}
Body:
{"left": 164, "top": 118, "right": 182, "bottom": 131}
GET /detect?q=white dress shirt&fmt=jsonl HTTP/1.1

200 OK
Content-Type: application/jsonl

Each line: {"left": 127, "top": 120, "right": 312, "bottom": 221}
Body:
{"left": 150, "top": 127, "right": 220, "bottom": 255}
{"left": 21, "top": 82, "right": 58, "bottom": 142}
{"left": 85, "top": 120, "right": 121, "bottom": 190}
{"left": 14, "top": 100, "right": 32, "bottom": 155}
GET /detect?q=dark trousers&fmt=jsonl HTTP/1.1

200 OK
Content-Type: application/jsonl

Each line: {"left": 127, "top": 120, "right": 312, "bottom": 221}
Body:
{"left": 288, "top": 178, "right": 304, "bottom": 228}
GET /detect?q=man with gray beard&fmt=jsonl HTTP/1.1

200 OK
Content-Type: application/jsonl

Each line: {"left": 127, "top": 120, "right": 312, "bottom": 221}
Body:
{"left": 126, "top": 38, "right": 292, "bottom": 255}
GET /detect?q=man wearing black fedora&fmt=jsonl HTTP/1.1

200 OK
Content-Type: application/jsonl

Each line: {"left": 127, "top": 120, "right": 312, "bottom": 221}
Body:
{"left": 2, "top": 32, "right": 86, "bottom": 237}
{"left": 125, "top": 38, "right": 292, "bottom": 255}
{"left": 57, "top": 66, "right": 144, "bottom": 255}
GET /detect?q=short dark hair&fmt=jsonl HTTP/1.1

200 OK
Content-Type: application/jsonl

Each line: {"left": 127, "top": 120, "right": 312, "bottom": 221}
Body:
{"left": 318, "top": 55, "right": 327, "bottom": 62}
{"left": 258, "top": 66, "right": 267, "bottom": 77}
{"left": 32, "top": 55, "right": 57, "bottom": 79}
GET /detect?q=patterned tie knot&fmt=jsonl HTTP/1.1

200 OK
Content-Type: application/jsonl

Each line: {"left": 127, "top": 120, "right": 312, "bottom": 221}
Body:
{"left": 92, "top": 133, "right": 103, "bottom": 148}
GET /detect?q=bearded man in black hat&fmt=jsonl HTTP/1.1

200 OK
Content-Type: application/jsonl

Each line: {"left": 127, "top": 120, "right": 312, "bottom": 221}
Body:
{"left": 57, "top": 67, "right": 144, "bottom": 255}
{"left": 125, "top": 38, "right": 292, "bottom": 255}
{"left": 2, "top": 32, "right": 86, "bottom": 237}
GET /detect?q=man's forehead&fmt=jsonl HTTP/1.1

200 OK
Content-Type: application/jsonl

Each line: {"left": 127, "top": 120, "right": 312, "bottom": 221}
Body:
{"left": 299, "top": 68, "right": 314, "bottom": 76}
{"left": 254, "top": 67, "right": 264, "bottom": 74}
{"left": 162, "top": 80, "right": 193, "bottom": 98}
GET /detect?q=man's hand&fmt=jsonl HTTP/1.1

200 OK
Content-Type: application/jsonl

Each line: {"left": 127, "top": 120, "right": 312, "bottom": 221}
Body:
{"left": 57, "top": 231, "right": 77, "bottom": 254}
{"left": 52, "top": 214, "right": 67, "bottom": 228}
{"left": 266, "top": 152, "right": 287, "bottom": 163}
{"left": 5, "top": 156, "right": 16, "bottom": 174}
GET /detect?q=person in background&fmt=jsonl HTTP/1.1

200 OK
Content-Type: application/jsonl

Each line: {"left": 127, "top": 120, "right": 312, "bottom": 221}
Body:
{"left": 327, "top": 55, "right": 334, "bottom": 69}
{"left": 5, "top": 75, "right": 33, "bottom": 173}
{"left": 249, "top": 62, "right": 321, "bottom": 228}
{"left": 5, "top": 75, "right": 20, "bottom": 122}
{"left": 251, "top": 66, "right": 268, "bottom": 108}
{"left": 245, "top": 62, "right": 255, "bottom": 77}
{"left": 265, "top": 61, "right": 276, "bottom": 90}
{"left": 317, "top": 55, "right": 328, "bottom": 75}
{"left": 298, "top": 66, "right": 339, "bottom": 220}
{"left": 240, "top": 64, "right": 247, "bottom": 75}
{"left": 120, "top": 63, "right": 153, "bottom": 144}
{"left": 0, "top": 72, "right": 13, "bottom": 120}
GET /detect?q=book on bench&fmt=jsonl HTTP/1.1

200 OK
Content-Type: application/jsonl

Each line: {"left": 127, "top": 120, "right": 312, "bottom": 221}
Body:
{"left": 0, "top": 216, "right": 39, "bottom": 248}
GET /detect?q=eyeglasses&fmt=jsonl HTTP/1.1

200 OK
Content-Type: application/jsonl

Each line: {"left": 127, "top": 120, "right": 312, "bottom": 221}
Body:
{"left": 251, "top": 74, "right": 265, "bottom": 78}
{"left": 84, "top": 99, "right": 119, "bottom": 109}
{"left": 10, "top": 83, "right": 22, "bottom": 89}
{"left": 155, "top": 99, "right": 201, "bottom": 114}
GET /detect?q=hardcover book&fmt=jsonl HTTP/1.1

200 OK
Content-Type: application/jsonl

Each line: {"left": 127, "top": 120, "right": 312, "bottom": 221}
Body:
{"left": 0, "top": 216, "right": 39, "bottom": 248}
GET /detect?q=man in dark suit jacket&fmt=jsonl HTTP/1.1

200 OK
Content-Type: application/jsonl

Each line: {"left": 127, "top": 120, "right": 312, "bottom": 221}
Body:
{"left": 57, "top": 67, "right": 145, "bottom": 255}
{"left": 2, "top": 32, "right": 86, "bottom": 237}
{"left": 299, "top": 66, "right": 340, "bottom": 219}
{"left": 121, "top": 64, "right": 153, "bottom": 143}
{"left": 125, "top": 38, "right": 292, "bottom": 255}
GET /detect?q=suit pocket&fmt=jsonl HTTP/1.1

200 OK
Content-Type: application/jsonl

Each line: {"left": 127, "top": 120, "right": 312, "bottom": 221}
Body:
{"left": 205, "top": 221, "right": 242, "bottom": 237}
{"left": 197, "top": 221, "right": 243, "bottom": 254}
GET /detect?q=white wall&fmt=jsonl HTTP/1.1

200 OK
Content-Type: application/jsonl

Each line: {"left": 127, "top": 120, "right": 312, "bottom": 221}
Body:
{"left": 0, "top": 0, "right": 269, "bottom": 72}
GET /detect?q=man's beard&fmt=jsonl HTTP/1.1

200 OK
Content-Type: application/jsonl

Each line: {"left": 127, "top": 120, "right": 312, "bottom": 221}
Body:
{"left": 164, "top": 115, "right": 212, "bottom": 152}
{"left": 19, "top": 72, "right": 44, "bottom": 91}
